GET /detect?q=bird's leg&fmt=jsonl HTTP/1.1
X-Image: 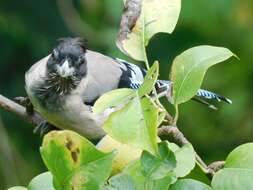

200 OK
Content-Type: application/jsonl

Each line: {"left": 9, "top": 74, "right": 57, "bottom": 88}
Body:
{"left": 154, "top": 82, "right": 173, "bottom": 102}
{"left": 14, "top": 96, "right": 34, "bottom": 115}
{"left": 14, "top": 97, "right": 59, "bottom": 136}
{"left": 156, "top": 91, "right": 167, "bottom": 99}
{"left": 33, "top": 121, "right": 59, "bottom": 137}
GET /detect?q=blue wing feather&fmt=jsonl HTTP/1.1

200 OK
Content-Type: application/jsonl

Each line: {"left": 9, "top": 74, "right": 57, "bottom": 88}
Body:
{"left": 114, "top": 58, "right": 232, "bottom": 105}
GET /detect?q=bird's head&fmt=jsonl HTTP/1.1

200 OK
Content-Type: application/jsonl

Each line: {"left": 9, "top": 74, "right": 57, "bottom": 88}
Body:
{"left": 47, "top": 37, "right": 87, "bottom": 82}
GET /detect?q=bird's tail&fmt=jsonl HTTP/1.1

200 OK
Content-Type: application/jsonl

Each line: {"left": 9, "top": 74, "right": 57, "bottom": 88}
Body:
{"left": 155, "top": 80, "right": 232, "bottom": 109}
{"left": 196, "top": 89, "right": 232, "bottom": 104}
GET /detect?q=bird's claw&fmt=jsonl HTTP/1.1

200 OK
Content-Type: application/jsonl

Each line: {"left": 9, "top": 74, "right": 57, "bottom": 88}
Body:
{"left": 14, "top": 96, "right": 34, "bottom": 115}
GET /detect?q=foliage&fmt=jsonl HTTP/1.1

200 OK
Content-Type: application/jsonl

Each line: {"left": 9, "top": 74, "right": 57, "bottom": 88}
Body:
{"left": 117, "top": 0, "right": 181, "bottom": 61}
{"left": 7, "top": 187, "right": 28, "bottom": 190}
{"left": 170, "top": 179, "right": 212, "bottom": 190}
{"left": 15, "top": 131, "right": 253, "bottom": 190}
{"left": 224, "top": 143, "right": 253, "bottom": 170}
{"left": 40, "top": 131, "right": 115, "bottom": 190}
{"left": 170, "top": 46, "right": 234, "bottom": 105}
{"left": 7, "top": 0, "right": 253, "bottom": 190}
{"left": 27, "top": 172, "right": 54, "bottom": 190}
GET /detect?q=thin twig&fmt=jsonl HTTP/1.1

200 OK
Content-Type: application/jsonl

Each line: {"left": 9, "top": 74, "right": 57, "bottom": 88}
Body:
{"left": 0, "top": 95, "right": 42, "bottom": 125}
{"left": 208, "top": 161, "right": 225, "bottom": 172}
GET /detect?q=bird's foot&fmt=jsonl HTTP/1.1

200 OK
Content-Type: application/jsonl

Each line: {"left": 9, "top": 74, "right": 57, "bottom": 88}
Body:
{"left": 33, "top": 121, "right": 59, "bottom": 137}
{"left": 14, "top": 96, "right": 34, "bottom": 115}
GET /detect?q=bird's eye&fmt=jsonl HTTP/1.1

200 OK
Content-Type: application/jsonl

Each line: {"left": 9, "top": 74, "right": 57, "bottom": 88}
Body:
{"left": 77, "top": 55, "right": 85, "bottom": 66}
{"left": 52, "top": 49, "right": 59, "bottom": 60}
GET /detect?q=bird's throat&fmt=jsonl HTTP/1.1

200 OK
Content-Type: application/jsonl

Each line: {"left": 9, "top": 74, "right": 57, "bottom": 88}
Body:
{"left": 33, "top": 72, "right": 79, "bottom": 111}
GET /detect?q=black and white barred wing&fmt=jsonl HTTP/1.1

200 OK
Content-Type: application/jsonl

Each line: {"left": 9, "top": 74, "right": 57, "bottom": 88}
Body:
{"left": 116, "top": 58, "right": 173, "bottom": 92}
{"left": 115, "top": 58, "right": 232, "bottom": 105}
{"left": 116, "top": 58, "right": 146, "bottom": 89}
{"left": 196, "top": 89, "right": 232, "bottom": 104}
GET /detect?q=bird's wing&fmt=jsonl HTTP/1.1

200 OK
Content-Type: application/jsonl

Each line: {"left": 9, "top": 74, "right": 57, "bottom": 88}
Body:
{"left": 81, "top": 53, "right": 232, "bottom": 106}
{"left": 114, "top": 59, "right": 173, "bottom": 94}
{"left": 79, "top": 50, "right": 124, "bottom": 104}
{"left": 196, "top": 89, "right": 232, "bottom": 104}
{"left": 114, "top": 58, "right": 232, "bottom": 105}
{"left": 79, "top": 53, "right": 148, "bottom": 104}
{"left": 115, "top": 58, "right": 146, "bottom": 89}
{"left": 25, "top": 55, "right": 50, "bottom": 90}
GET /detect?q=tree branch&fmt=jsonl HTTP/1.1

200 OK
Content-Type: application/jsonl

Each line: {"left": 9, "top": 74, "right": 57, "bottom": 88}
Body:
{"left": 0, "top": 95, "right": 42, "bottom": 126}
{"left": 0, "top": 94, "right": 222, "bottom": 179}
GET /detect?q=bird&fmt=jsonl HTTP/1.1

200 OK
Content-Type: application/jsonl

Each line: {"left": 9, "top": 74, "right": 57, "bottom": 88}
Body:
{"left": 25, "top": 37, "right": 232, "bottom": 139}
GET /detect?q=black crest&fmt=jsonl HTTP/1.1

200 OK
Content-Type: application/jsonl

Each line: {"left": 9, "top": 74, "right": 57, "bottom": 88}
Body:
{"left": 56, "top": 37, "right": 88, "bottom": 53}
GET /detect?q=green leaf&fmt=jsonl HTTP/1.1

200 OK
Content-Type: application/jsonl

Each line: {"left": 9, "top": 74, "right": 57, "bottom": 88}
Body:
{"left": 28, "top": 172, "right": 55, "bottom": 190}
{"left": 65, "top": 153, "right": 116, "bottom": 190}
{"left": 157, "top": 111, "right": 166, "bottom": 126}
{"left": 168, "top": 143, "right": 196, "bottom": 177}
{"left": 96, "top": 135, "right": 142, "bottom": 175}
{"left": 124, "top": 160, "right": 177, "bottom": 190}
{"left": 124, "top": 161, "right": 146, "bottom": 190}
{"left": 103, "top": 174, "right": 135, "bottom": 190}
{"left": 144, "top": 172, "right": 177, "bottom": 190}
{"left": 138, "top": 61, "right": 159, "bottom": 96}
{"left": 167, "top": 143, "right": 180, "bottom": 152}
{"left": 93, "top": 88, "right": 135, "bottom": 114}
{"left": 171, "top": 46, "right": 234, "bottom": 105}
{"left": 104, "top": 96, "right": 159, "bottom": 154}
{"left": 140, "top": 142, "right": 176, "bottom": 179}
{"left": 225, "top": 143, "right": 253, "bottom": 170}
{"left": 7, "top": 187, "right": 27, "bottom": 190}
{"left": 40, "top": 130, "right": 116, "bottom": 190}
{"left": 117, "top": 0, "right": 181, "bottom": 61}
{"left": 211, "top": 168, "right": 253, "bottom": 190}
{"left": 170, "top": 179, "right": 212, "bottom": 190}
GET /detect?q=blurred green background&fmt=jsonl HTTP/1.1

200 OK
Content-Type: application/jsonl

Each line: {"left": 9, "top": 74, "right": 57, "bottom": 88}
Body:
{"left": 0, "top": 0, "right": 252, "bottom": 188}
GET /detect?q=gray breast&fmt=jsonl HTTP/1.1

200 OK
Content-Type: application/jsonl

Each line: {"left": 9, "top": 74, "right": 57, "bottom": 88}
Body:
{"left": 25, "top": 55, "right": 65, "bottom": 111}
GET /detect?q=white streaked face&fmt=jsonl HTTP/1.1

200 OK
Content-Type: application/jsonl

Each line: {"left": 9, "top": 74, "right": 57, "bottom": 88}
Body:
{"left": 56, "top": 59, "right": 75, "bottom": 78}
{"left": 46, "top": 40, "right": 87, "bottom": 83}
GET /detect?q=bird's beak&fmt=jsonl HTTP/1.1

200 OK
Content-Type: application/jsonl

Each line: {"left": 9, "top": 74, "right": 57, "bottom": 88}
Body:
{"left": 57, "top": 60, "right": 75, "bottom": 78}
